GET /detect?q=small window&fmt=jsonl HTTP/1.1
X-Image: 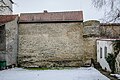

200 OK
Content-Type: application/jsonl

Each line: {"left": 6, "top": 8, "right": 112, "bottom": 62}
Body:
{"left": 100, "top": 47, "right": 102, "bottom": 58}
{"left": 104, "top": 46, "right": 107, "bottom": 58}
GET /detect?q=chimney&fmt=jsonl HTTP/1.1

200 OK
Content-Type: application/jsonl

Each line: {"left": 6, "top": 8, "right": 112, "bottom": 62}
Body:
{"left": 44, "top": 10, "right": 48, "bottom": 13}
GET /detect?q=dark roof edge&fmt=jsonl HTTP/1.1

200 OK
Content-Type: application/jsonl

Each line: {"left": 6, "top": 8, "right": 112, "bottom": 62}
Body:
{"left": 19, "top": 20, "right": 83, "bottom": 23}
{"left": 100, "top": 23, "right": 120, "bottom": 26}
{"left": 96, "top": 38, "right": 120, "bottom": 41}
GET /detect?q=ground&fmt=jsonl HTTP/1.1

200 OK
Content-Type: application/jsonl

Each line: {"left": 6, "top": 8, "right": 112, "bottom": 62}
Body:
{"left": 0, "top": 67, "right": 110, "bottom": 80}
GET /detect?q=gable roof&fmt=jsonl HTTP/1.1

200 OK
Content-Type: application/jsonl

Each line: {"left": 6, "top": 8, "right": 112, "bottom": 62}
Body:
{"left": 19, "top": 11, "right": 83, "bottom": 23}
{"left": 0, "top": 15, "right": 18, "bottom": 25}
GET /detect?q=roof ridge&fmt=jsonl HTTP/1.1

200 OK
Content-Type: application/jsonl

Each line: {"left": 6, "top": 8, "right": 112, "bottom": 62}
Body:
{"left": 20, "top": 10, "right": 83, "bottom": 15}
{"left": 19, "top": 10, "right": 83, "bottom": 22}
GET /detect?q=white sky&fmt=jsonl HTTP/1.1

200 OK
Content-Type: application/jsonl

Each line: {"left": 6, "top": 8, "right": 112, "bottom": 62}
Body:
{"left": 13, "top": 0, "right": 104, "bottom": 21}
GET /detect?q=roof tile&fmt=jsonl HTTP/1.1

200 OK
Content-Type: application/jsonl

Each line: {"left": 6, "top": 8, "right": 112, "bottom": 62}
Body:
{"left": 0, "top": 15, "right": 18, "bottom": 25}
{"left": 19, "top": 11, "right": 83, "bottom": 22}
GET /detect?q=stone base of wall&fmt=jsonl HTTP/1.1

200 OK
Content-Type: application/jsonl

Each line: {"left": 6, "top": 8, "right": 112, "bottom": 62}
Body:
{"left": 19, "top": 60, "right": 84, "bottom": 68}
{"left": 18, "top": 54, "right": 84, "bottom": 67}
{"left": 19, "top": 23, "right": 84, "bottom": 68}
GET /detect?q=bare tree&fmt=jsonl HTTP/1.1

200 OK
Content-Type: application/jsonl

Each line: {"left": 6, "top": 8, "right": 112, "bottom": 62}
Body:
{"left": 92, "top": 0, "right": 120, "bottom": 22}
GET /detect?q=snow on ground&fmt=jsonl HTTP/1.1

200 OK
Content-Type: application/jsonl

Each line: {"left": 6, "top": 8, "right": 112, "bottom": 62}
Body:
{"left": 0, "top": 67, "right": 110, "bottom": 80}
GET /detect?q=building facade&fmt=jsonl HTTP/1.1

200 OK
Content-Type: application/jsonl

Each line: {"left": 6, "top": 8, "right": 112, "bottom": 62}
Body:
{"left": 18, "top": 11, "right": 120, "bottom": 68}
{"left": 97, "top": 39, "right": 120, "bottom": 73}
{"left": 97, "top": 39, "right": 113, "bottom": 72}
{"left": 18, "top": 11, "right": 85, "bottom": 67}
{"left": 0, "top": 15, "right": 18, "bottom": 68}
{"left": 0, "top": 7, "right": 119, "bottom": 69}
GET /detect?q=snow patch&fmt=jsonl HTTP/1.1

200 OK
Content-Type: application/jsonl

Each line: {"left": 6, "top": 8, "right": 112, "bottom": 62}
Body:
{"left": 0, "top": 67, "right": 110, "bottom": 80}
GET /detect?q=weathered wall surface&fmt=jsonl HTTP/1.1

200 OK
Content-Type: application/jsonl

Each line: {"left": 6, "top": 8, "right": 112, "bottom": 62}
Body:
{"left": 0, "top": 25, "right": 6, "bottom": 62}
{"left": 0, "top": 25, "right": 6, "bottom": 51}
{"left": 5, "top": 17, "right": 18, "bottom": 66}
{"left": 83, "top": 20, "right": 100, "bottom": 37}
{"left": 100, "top": 24, "right": 120, "bottom": 38}
{"left": 83, "top": 38, "right": 97, "bottom": 61}
{"left": 18, "top": 22, "right": 84, "bottom": 67}
{"left": 83, "top": 20, "right": 100, "bottom": 62}
{"left": 18, "top": 20, "right": 120, "bottom": 68}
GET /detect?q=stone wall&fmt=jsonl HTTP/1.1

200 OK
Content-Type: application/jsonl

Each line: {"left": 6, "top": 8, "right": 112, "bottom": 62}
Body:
{"left": 83, "top": 38, "right": 97, "bottom": 61}
{"left": 83, "top": 20, "right": 100, "bottom": 37}
{"left": 18, "top": 20, "right": 120, "bottom": 68}
{"left": 5, "top": 17, "right": 18, "bottom": 66}
{"left": 83, "top": 20, "right": 100, "bottom": 62}
{"left": 0, "top": 26, "right": 6, "bottom": 61}
{"left": 100, "top": 24, "right": 120, "bottom": 38}
{"left": 0, "top": 25, "right": 6, "bottom": 51}
{"left": 18, "top": 22, "right": 84, "bottom": 67}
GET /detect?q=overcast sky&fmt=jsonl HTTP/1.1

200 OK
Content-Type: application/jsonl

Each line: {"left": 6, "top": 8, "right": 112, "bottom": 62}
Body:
{"left": 13, "top": 0, "right": 104, "bottom": 21}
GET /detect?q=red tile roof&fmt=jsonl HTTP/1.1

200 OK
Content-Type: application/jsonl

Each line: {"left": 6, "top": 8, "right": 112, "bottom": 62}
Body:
{"left": 0, "top": 15, "right": 18, "bottom": 25}
{"left": 19, "top": 11, "right": 83, "bottom": 23}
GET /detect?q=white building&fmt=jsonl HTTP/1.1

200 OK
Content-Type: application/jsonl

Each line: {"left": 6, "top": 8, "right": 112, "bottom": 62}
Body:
{"left": 97, "top": 39, "right": 114, "bottom": 72}
{"left": 97, "top": 39, "right": 120, "bottom": 73}
{"left": 0, "top": 0, "right": 13, "bottom": 15}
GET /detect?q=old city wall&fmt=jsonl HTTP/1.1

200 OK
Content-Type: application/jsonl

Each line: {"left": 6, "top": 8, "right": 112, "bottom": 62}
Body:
{"left": 83, "top": 20, "right": 120, "bottom": 63}
{"left": 18, "top": 22, "right": 85, "bottom": 67}
{"left": 5, "top": 17, "right": 18, "bottom": 66}
{"left": 100, "top": 24, "right": 120, "bottom": 38}
{"left": 18, "top": 20, "right": 120, "bottom": 68}
{"left": 0, "top": 25, "right": 6, "bottom": 61}
{"left": 83, "top": 20, "right": 100, "bottom": 62}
